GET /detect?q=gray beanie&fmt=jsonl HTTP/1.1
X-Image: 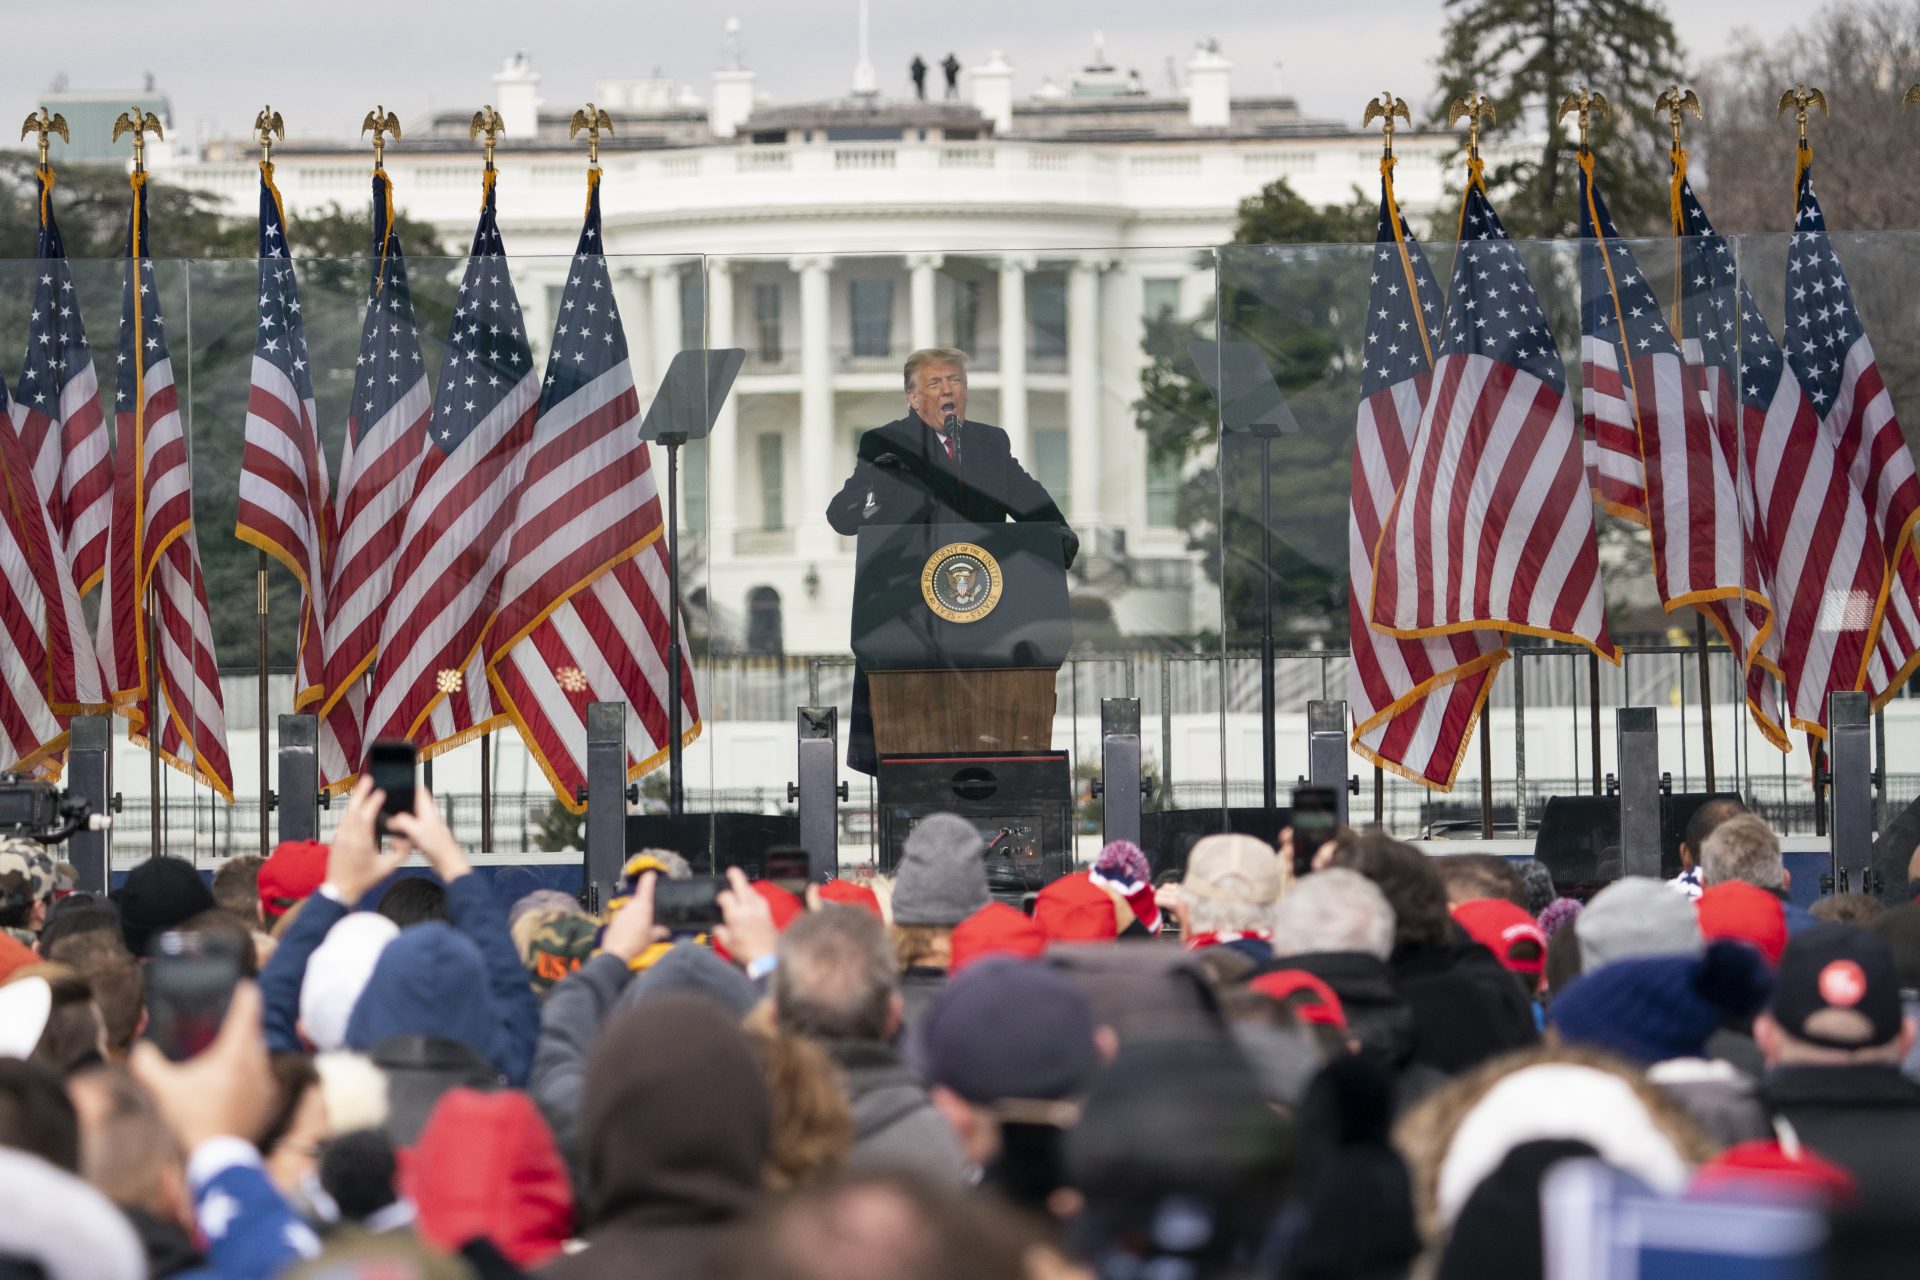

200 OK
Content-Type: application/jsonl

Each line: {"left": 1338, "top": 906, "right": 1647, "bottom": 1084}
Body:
{"left": 891, "top": 813, "right": 989, "bottom": 926}
{"left": 621, "top": 941, "right": 760, "bottom": 1017}
{"left": 1575, "top": 876, "right": 1703, "bottom": 971}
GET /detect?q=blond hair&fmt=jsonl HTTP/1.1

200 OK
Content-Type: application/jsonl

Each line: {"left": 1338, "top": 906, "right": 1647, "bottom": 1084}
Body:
{"left": 903, "top": 347, "right": 968, "bottom": 392}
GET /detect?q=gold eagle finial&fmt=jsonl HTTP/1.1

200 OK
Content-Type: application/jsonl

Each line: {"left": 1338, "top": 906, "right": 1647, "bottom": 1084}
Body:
{"left": 470, "top": 105, "right": 506, "bottom": 169}
{"left": 1653, "top": 85, "right": 1703, "bottom": 152}
{"left": 111, "top": 107, "right": 164, "bottom": 172}
{"left": 1556, "top": 87, "right": 1610, "bottom": 154}
{"left": 360, "top": 106, "right": 402, "bottom": 167}
{"left": 1445, "top": 92, "right": 1497, "bottom": 162}
{"left": 19, "top": 108, "right": 68, "bottom": 168}
{"left": 1903, "top": 83, "right": 1920, "bottom": 110}
{"left": 1776, "top": 82, "right": 1828, "bottom": 150}
{"left": 254, "top": 105, "right": 285, "bottom": 165}
{"left": 568, "top": 102, "right": 614, "bottom": 167}
{"left": 1362, "top": 91, "right": 1411, "bottom": 158}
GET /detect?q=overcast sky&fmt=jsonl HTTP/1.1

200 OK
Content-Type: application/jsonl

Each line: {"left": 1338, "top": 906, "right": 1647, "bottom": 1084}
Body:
{"left": 37, "top": 0, "right": 1810, "bottom": 144}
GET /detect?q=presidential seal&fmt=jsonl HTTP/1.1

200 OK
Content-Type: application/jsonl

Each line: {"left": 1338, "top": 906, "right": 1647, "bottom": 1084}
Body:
{"left": 921, "top": 541, "right": 1003, "bottom": 623}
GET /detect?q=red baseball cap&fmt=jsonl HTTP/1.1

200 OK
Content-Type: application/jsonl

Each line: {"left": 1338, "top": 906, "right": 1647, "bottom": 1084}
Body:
{"left": 1696, "top": 881, "right": 1788, "bottom": 965}
{"left": 1033, "top": 873, "right": 1119, "bottom": 944}
{"left": 1249, "top": 969, "right": 1348, "bottom": 1031}
{"left": 259, "top": 840, "right": 329, "bottom": 920}
{"left": 1453, "top": 898, "right": 1549, "bottom": 979}
{"left": 816, "top": 879, "right": 883, "bottom": 919}
{"left": 950, "top": 901, "right": 1047, "bottom": 972}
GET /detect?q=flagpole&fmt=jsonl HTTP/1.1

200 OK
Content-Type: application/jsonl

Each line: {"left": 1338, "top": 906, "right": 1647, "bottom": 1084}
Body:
{"left": 1657, "top": 86, "right": 1719, "bottom": 796}
{"left": 148, "top": 584, "right": 162, "bottom": 857}
{"left": 258, "top": 550, "right": 270, "bottom": 854}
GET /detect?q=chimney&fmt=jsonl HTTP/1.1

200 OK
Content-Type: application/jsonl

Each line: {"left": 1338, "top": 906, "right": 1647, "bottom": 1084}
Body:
{"left": 493, "top": 52, "right": 541, "bottom": 138}
{"left": 972, "top": 51, "right": 1014, "bottom": 134}
{"left": 712, "top": 17, "right": 756, "bottom": 137}
{"left": 712, "top": 68, "right": 756, "bottom": 137}
{"left": 1185, "top": 40, "right": 1231, "bottom": 129}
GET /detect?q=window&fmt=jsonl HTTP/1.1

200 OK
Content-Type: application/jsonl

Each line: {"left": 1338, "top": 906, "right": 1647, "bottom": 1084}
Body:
{"left": 950, "top": 278, "right": 980, "bottom": 352}
{"left": 1033, "top": 428, "right": 1070, "bottom": 502}
{"left": 753, "top": 283, "right": 782, "bottom": 363}
{"left": 1143, "top": 276, "right": 1182, "bottom": 322}
{"left": 1147, "top": 450, "right": 1180, "bottom": 528}
{"left": 746, "top": 586, "right": 784, "bottom": 656}
{"left": 757, "top": 434, "right": 785, "bottom": 531}
{"left": 1029, "top": 278, "right": 1067, "bottom": 362}
{"left": 679, "top": 270, "right": 703, "bottom": 350}
{"left": 850, "top": 278, "right": 894, "bottom": 358}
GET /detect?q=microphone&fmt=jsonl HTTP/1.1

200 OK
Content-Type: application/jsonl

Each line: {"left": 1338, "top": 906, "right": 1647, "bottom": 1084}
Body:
{"left": 943, "top": 412, "right": 962, "bottom": 468}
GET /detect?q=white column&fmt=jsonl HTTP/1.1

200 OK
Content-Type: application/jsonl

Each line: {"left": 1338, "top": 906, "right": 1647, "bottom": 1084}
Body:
{"left": 706, "top": 258, "right": 737, "bottom": 556}
{"left": 649, "top": 263, "right": 683, "bottom": 391}
{"left": 997, "top": 254, "right": 1034, "bottom": 461}
{"left": 792, "top": 255, "right": 837, "bottom": 553}
{"left": 1067, "top": 256, "right": 1107, "bottom": 525}
{"left": 908, "top": 253, "right": 943, "bottom": 352}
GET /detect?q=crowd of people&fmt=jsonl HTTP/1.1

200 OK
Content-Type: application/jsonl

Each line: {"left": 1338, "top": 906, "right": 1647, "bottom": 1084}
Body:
{"left": 2, "top": 783, "right": 1919, "bottom": 1278}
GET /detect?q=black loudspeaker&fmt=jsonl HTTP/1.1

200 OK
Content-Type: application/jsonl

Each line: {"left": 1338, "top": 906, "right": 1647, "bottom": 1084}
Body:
{"left": 876, "top": 753, "right": 1072, "bottom": 893}
{"left": 624, "top": 813, "right": 800, "bottom": 877}
{"left": 1532, "top": 791, "right": 1742, "bottom": 889}
{"left": 1139, "top": 808, "right": 1286, "bottom": 881}
{"left": 1870, "top": 795, "right": 1920, "bottom": 903}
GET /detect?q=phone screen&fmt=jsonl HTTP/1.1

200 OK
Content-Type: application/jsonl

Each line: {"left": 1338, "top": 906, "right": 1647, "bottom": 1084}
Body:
{"left": 1290, "top": 786, "right": 1340, "bottom": 878}
{"left": 366, "top": 740, "right": 418, "bottom": 825}
{"left": 762, "top": 846, "right": 811, "bottom": 898}
{"left": 653, "top": 876, "right": 725, "bottom": 932}
{"left": 145, "top": 930, "right": 245, "bottom": 1062}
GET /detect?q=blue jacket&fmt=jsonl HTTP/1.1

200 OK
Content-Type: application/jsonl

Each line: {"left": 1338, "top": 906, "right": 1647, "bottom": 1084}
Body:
{"left": 259, "top": 873, "right": 539, "bottom": 1086}
{"left": 186, "top": 1139, "right": 319, "bottom": 1279}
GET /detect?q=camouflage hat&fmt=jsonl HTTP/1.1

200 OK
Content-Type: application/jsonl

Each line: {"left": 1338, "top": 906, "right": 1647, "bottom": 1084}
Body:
{"left": 525, "top": 911, "right": 599, "bottom": 993}
{"left": 0, "top": 837, "right": 54, "bottom": 913}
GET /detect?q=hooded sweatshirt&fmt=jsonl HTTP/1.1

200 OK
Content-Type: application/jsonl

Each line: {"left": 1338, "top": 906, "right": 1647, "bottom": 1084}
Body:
{"left": 543, "top": 993, "right": 772, "bottom": 1280}
{"left": 347, "top": 923, "right": 498, "bottom": 1060}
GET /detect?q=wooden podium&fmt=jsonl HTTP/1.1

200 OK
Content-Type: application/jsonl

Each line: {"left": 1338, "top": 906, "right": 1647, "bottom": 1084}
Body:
{"left": 852, "top": 521, "right": 1075, "bottom": 877}
{"left": 868, "top": 669, "right": 1058, "bottom": 755}
{"left": 851, "top": 520, "right": 1073, "bottom": 748}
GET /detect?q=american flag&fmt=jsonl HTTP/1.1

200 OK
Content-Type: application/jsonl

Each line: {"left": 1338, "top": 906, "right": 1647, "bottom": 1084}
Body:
{"left": 1348, "top": 162, "right": 1505, "bottom": 788}
{"left": 315, "top": 172, "right": 432, "bottom": 788}
{"left": 0, "top": 373, "right": 98, "bottom": 777}
{"left": 366, "top": 172, "right": 538, "bottom": 754}
{"left": 1580, "top": 154, "right": 1777, "bottom": 741}
{"left": 1370, "top": 170, "right": 1616, "bottom": 663}
{"left": 233, "top": 162, "right": 331, "bottom": 712}
{"left": 486, "top": 172, "right": 700, "bottom": 811}
{"left": 1675, "top": 176, "right": 1872, "bottom": 739}
{"left": 1782, "top": 157, "right": 1920, "bottom": 713}
{"left": 97, "top": 172, "right": 233, "bottom": 797}
{"left": 14, "top": 164, "right": 113, "bottom": 597}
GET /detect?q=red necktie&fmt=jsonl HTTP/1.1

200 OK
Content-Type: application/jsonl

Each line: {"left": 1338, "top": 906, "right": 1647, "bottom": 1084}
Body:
{"left": 943, "top": 435, "right": 954, "bottom": 463}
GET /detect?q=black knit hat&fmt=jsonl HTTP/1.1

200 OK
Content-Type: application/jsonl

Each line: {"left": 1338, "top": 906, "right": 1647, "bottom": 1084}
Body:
{"left": 116, "top": 857, "right": 215, "bottom": 957}
{"left": 1771, "top": 923, "right": 1904, "bottom": 1050}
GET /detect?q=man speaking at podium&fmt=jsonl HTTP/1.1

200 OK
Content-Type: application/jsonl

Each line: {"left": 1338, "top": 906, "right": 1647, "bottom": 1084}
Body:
{"left": 827, "top": 347, "right": 1078, "bottom": 773}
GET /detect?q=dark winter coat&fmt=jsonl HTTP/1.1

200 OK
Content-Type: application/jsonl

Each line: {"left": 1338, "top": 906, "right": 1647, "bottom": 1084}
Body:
{"left": 1762, "top": 1064, "right": 1920, "bottom": 1209}
{"left": 1389, "top": 928, "right": 1540, "bottom": 1076}
{"left": 540, "top": 995, "right": 770, "bottom": 1280}
{"left": 825, "top": 413, "right": 1076, "bottom": 773}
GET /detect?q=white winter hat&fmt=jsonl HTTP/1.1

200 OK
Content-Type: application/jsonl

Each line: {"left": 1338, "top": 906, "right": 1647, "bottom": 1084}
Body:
{"left": 1436, "top": 1063, "right": 1690, "bottom": 1227}
{"left": 0, "top": 976, "right": 52, "bottom": 1059}
{"left": 299, "top": 912, "right": 400, "bottom": 1051}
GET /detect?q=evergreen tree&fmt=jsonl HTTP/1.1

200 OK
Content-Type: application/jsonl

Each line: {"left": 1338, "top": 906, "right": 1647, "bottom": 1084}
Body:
{"left": 1134, "top": 179, "right": 1374, "bottom": 650}
{"left": 1433, "top": 0, "right": 1688, "bottom": 238}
